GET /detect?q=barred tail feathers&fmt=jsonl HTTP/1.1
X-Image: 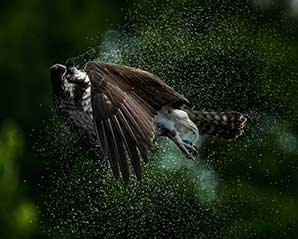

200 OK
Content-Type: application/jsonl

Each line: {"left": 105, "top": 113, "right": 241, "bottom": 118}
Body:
{"left": 187, "top": 111, "right": 247, "bottom": 139}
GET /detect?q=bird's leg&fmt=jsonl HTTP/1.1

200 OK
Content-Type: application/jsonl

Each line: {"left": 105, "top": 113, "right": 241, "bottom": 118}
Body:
{"left": 157, "top": 124, "right": 196, "bottom": 160}
{"left": 174, "top": 135, "right": 196, "bottom": 161}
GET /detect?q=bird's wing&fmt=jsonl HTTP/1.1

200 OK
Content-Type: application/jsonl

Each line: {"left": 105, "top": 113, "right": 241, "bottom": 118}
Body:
{"left": 86, "top": 66, "right": 156, "bottom": 183}
{"left": 55, "top": 97, "right": 102, "bottom": 159}
{"left": 85, "top": 61, "right": 189, "bottom": 111}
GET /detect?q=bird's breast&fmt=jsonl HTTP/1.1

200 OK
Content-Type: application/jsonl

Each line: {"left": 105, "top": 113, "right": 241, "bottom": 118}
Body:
{"left": 81, "top": 85, "right": 93, "bottom": 116}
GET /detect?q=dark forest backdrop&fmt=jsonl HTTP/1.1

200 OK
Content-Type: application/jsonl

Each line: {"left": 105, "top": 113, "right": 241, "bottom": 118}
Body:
{"left": 0, "top": 0, "right": 298, "bottom": 238}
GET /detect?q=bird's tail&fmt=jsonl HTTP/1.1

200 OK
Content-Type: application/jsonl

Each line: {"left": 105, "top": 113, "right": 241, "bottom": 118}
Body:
{"left": 186, "top": 111, "right": 247, "bottom": 139}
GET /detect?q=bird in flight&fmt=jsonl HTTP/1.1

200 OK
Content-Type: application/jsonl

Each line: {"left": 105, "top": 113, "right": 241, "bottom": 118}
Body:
{"left": 50, "top": 60, "right": 247, "bottom": 183}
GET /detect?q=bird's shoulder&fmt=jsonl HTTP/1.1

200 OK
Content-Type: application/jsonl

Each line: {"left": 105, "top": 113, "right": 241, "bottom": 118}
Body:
{"left": 85, "top": 61, "right": 189, "bottom": 110}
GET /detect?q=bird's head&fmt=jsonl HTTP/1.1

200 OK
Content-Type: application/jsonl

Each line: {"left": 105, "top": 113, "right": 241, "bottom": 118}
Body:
{"left": 62, "top": 59, "right": 87, "bottom": 83}
{"left": 63, "top": 59, "right": 75, "bottom": 81}
{"left": 50, "top": 59, "right": 77, "bottom": 86}
{"left": 50, "top": 63, "right": 67, "bottom": 97}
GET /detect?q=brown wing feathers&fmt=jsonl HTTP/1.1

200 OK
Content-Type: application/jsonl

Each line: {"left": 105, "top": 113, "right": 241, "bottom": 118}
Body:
{"left": 87, "top": 62, "right": 188, "bottom": 110}
{"left": 87, "top": 63, "right": 156, "bottom": 182}
{"left": 113, "top": 112, "right": 142, "bottom": 180}
{"left": 92, "top": 94, "right": 119, "bottom": 179}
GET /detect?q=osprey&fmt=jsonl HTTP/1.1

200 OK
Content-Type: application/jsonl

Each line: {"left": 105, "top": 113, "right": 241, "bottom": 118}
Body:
{"left": 50, "top": 60, "right": 246, "bottom": 183}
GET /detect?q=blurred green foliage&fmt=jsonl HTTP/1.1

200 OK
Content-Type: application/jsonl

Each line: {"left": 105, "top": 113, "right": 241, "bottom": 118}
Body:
{"left": 0, "top": 0, "right": 298, "bottom": 238}
{"left": 0, "top": 122, "right": 37, "bottom": 238}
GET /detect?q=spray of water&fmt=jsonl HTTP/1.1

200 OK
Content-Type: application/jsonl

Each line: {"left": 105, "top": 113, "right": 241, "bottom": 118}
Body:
{"left": 37, "top": 0, "right": 298, "bottom": 237}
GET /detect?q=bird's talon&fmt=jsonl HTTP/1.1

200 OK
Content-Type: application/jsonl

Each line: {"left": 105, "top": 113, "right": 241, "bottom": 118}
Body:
{"left": 186, "top": 153, "right": 196, "bottom": 161}
{"left": 182, "top": 139, "right": 198, "bottom": 157}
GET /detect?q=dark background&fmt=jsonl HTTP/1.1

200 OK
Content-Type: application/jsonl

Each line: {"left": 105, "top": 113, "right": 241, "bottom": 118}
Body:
{"left": 0, "top": 0, "right": 297, "bottom": 238}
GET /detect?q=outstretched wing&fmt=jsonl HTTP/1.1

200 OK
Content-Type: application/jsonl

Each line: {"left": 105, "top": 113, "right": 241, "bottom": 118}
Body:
{"left": 85, "top": 61, "right": 189, "bottom": 111}
{"left": 86, "top": 64, "right": 156, "bottom": 183}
